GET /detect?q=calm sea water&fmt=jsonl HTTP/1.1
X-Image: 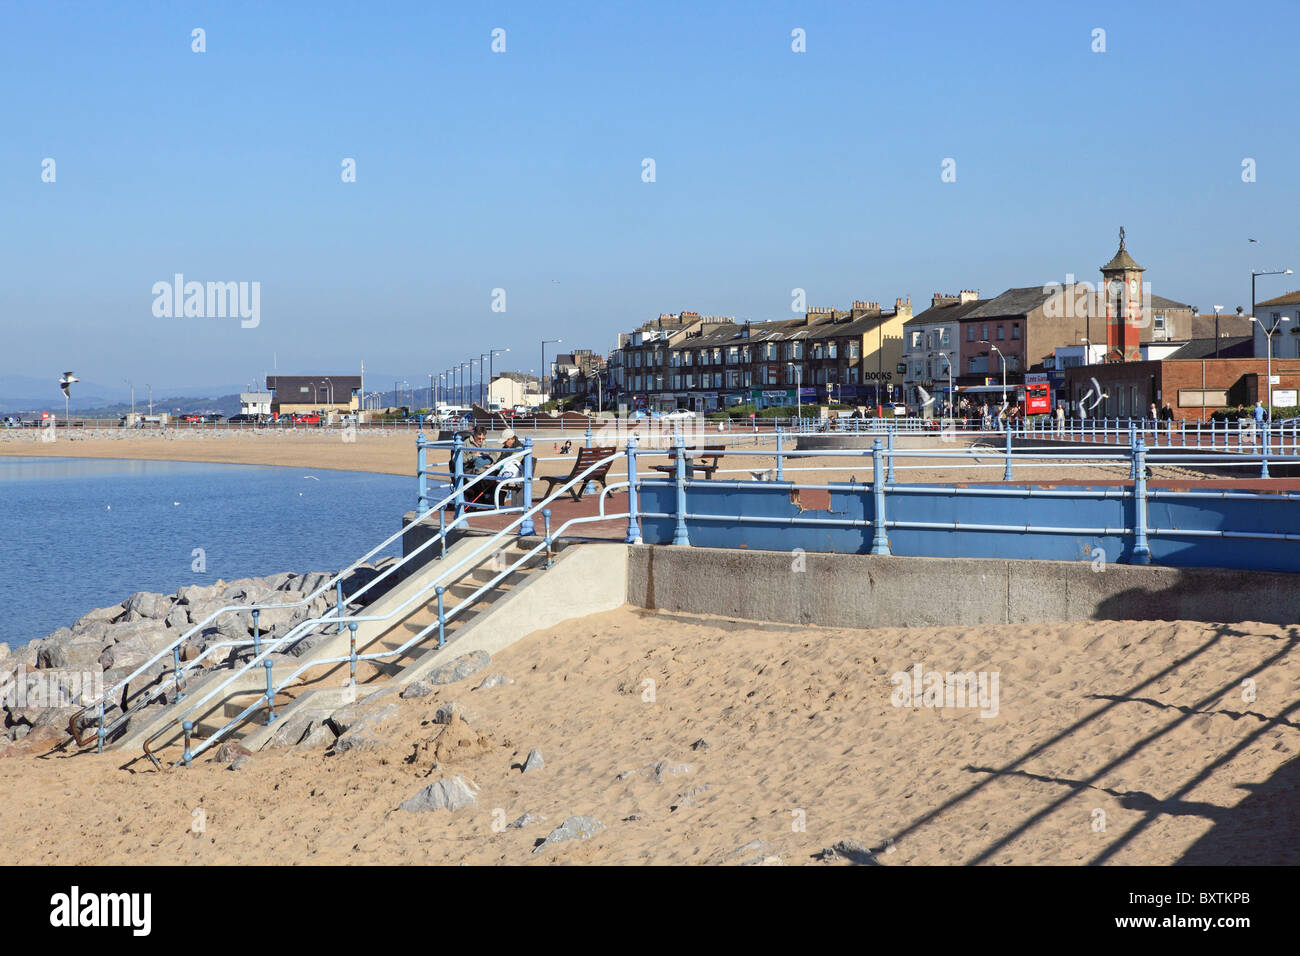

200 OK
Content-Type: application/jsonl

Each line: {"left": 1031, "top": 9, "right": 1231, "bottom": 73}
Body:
{"left": 0, "top": 457, "right": 415, "bottom": 646}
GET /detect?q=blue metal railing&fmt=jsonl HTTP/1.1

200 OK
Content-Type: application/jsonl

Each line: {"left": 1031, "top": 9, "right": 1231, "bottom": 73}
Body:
{"left": 160, "top": 450, "right": 623, "bottom": 766}
{"left": 72, "top": 439, "right": 525, "bottom": 753}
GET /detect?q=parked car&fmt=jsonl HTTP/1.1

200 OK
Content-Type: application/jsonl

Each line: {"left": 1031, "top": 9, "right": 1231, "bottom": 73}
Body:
{"left": 180, "top": 414, "right": 203, "bottom": 423}
{"left": 293, "top": 413, "right": 322, "bottom": 424}
{"left": 227, "top": 413, "right": 266, "bottom": 424}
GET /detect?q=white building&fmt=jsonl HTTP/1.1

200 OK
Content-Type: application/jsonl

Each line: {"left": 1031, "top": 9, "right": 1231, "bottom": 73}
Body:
{"left": 901, "top": 291, "right": 982, "bottom": 410}
{"left": 1252, "top": 291, "right": 1300, "bottom": 361}
{"left": 240, "top": 392, "right": 272, "bottom": 415}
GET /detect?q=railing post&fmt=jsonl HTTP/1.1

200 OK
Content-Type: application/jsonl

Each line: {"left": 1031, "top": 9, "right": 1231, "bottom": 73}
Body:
{"left": 1261, "top": 422, "right": 1271, "bottom": 479}
{"left": 1132, "top": 439, "right": 1151, "bottom": 565}
{"left": 451, "top": 434, "right": 465, "bottom": 523}
{"left": 625, "top": 438, "right": 640, "bottom": 544}
{"left": 436, "top": 585, "right": 446, "bottom": 647}
{"left": 584, "top": 424, "right": 593, "bottom": 450}
{"left": 182, "top": 720, "right": 193, "bottom": 767}
{"left": 1129, "top": 424, "right": 1138, "bottom": 479}
{"left": 438, "top": 507, "right": 446, "bottom": 559}
{"left": 260, "top": 660, "right": 277, "bottom": 723}
{"left": 416, "top": 430, "right": 428, "bottom": 513}
{"left": 672, "top": 435, "right": 690, "bottom": 546}
{"left": 335, "top": 579, "right": 345, "bottom": 633}
{"left": 251, "top": 608, "right": 260, "bottom": 656}
{"left": 886, "top": 426, "right": 897, "bottom": 483}
{"left": 348, "top": 622, "right": 358, "bottom": 685}
{"left": 172, "top": 646, "right": 184, "bottom": 702}
{"left": 520, "top": 437, "right": 535, "bottom": 536}
{"left": 870, "top": 438, "right": 891, "bottom": 556}
{"left": 1003, "top": 426, "right": 1013, "bottom": 480}
{"left": 544, "top": 508, "right": 554, "bottom": 568}
{"left": 775, "top": 428, "right": 784, "bottom": 481}
{"left": 96, "top": 700, "right": 106, "bottom": 755}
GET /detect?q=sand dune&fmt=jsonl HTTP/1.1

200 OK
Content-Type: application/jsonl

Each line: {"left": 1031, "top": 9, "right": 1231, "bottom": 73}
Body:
{"left": 2, "top": 607, "right": 1295, "bottom": 865}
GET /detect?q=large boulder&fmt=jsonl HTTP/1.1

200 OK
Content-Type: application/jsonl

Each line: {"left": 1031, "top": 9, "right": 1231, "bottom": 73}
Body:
{"left": 399, "top": 776, "right": 477, "bottom": 813}
{"left": 123, "top": 591, "right": 171, "bottom": 620}
{"left": 532, "top": 816, "right": 605, "bottom": 852}
{"left": 74, "top": 604, "right": 123, "bottom": 627}
{"left": 98, "top": 628, "right": 171, "bottom": 673}
{"left": 37, "top": 637, "right": 104, "bottom": 672}
{"left": 328, "top": 689, "right": 400, "bottom": 753}
{"left": 176, "top": 582, "right": 224, "bottom": 607}
{"left": 427, "top": 650, "right": 491, "bottom": 686}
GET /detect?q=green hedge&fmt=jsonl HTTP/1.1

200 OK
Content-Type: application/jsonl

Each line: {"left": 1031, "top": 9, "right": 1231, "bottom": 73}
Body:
{"left": 1209, "top": 405, "right": 1299, "bottom": 422}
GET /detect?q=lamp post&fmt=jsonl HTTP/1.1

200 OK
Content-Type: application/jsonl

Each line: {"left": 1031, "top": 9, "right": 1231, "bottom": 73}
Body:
{"left": 787, "top": 362, "right": 802, "bottom": 420}
{"left": 541, "top": 339, "right": 562, "bottom": 403}
{"left": 487, "top": 347, "right": 509, "bottom": 409}
{"left": 124, "top": 379, "right": 135, "bottom": 419}
{"left": 1212, "top": 305, "right": 1223, "bottom": 359}
{"left": 1080, "top": 337, "right": 1091, "bottom": 367}
{"left": 1251, "top": 268, "right": 1294, "bottom": 421}
{"left": 982, "top": 341, "right": 1007, "bottom": 408}
{"left": 1250, "top": 314, "right": 1290, "bottom": 420}
{"left": 147, "top": 383, "right": 153, "bottom": 415}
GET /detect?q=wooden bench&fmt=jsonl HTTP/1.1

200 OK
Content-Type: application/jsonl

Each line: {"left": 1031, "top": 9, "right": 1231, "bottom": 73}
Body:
{"left": 649, "top": 444, "right": 725, "bottom": 480}
{"left": 539, "top": 446, "right": 617, "bottom": 502}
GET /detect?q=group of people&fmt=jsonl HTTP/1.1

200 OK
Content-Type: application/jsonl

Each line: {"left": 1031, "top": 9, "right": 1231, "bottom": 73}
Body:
{"left": 455, "top": 425, "right": 534, "bottom": 506}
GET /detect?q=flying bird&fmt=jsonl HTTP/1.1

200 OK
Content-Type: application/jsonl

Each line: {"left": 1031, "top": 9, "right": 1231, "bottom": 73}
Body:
{"left": 59, "top": 372, "right": 78, "bottom": 396}
{"left": 916, "top": 385, "right": 935, "bottom": 410}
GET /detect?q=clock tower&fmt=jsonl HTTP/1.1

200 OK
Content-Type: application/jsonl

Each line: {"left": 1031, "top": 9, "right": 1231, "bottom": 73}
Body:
{"left": 1100, "top": 227, "right": 1144, "bottom": 363}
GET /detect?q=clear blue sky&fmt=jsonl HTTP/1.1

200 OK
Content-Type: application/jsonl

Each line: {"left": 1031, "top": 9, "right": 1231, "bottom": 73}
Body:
{"left": 3, "top": 0, "right": 1298, "bottom": 396}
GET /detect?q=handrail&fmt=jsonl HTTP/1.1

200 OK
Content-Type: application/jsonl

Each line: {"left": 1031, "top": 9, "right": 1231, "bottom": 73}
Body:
{"left": 72, "top": 445, "right": 525, "bottom": 750}
{"left": 153, "top": 449, "right": 621, "bottom": 766}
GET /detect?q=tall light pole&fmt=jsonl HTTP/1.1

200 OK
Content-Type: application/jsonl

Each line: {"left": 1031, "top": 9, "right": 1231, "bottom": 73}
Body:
{"left": 541, "top": 339, "right": 561, "bottom": 403}
{"left": 1251, "top": 268, "right": 1294, "bottom": 420}
{"left": 487, "top": 347, "right": 509, "bottom": 409}
{"left": 982, "top": 341, "right": 1007, "bottom": 408}
{"left": 1250, "top": 314, "right": 1290, "bottom": 420}
{"left": 147, "top": 383, "right": 153, "bottom": 415}
{"left": 124, "top": 379, "right": 135, "bottom": 418}
{"left": 460, "top": 363, "right": 469, "bottom": 407}
{"left": 788, "top": 362, "right": 802, "bottom": 419}
{"left": 1212, "top": 305, "right": 1223, "bottom": 359}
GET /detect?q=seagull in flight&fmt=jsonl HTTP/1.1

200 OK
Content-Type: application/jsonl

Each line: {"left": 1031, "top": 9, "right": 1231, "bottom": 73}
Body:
{"left": 59, "top": 372, "right": 78, "bottom": 396}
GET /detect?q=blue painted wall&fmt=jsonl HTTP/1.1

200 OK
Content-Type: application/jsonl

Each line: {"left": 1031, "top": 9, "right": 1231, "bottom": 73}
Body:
{"left": 637, "top": 480, "right": 1300, "bottom": 573}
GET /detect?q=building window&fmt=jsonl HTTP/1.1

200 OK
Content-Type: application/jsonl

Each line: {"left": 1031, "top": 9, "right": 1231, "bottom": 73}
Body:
{"left": 1011, "top": 323, "right": 1020, "bottom": 340}
{"left": 849, "top": 343, "right": 860, "bottom": 359}
{"left": 981, "top": 325, "right": 989, "bottom": 342}
{"left": 996, "top": 325, "right": 1004, "bottom": 340}
{"left": 741, "top": 347, "right": 752, "bottom": 363}
{"left": 941, "top": 330, "right": 950, "bottom": 346}
{"left": 764, "top": 343, "right": 777, "bottom": 360}
{"left": 911, "top": 331, "right": 922, "bottom": 349}
{"left": 848, "top": 366, "right": 859, "bottom": 384}
{"left": 726, "top": 347, "right": 739, "bottom": 364}
{"left": 967, "top": 326, "right": 975, "bottom": 342}
{"left": 742, "top": 371, "right": 753, "bottom": 387}
{"left": 828, "top": 342, "right": 838, "bottom": 359}
{"left": 968, "top": 357, "right": 977, "bottom": 373}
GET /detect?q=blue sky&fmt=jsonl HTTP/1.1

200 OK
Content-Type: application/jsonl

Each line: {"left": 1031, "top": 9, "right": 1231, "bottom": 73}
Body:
{"left": 3, "top": 0, "right": 1298, "bottom": 397}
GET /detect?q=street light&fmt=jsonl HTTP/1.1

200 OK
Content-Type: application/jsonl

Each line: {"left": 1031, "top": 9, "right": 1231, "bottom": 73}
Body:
{"left": 124, "top": 379, "right": 135, "bottom": 418}
{"left": 487, "top": 347, "right": 509, "bottom": 409}
{"left": 1250, "top": 268, "right": 1294, "bottom": 422}
{"left": 541, "top": 339, "right": 561, "bottom": 403}
{"left": 146, "top": 383, "right": 153, "bottom": 415}
{"left": 1080, "top": 337, "right": 1091, "bottom": 367}
{"left": 1250, "top": 313, "right": 1290, "bottom": 421}
{"left": 1212, "top": 305, "right": 1223, "bottom": 359}
{"left": 981, "top": 341, "right": 1007, "bottom": 410}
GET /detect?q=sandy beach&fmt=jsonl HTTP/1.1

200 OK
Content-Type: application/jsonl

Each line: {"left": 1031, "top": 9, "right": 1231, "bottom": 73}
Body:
{"left": 2, "top": 606, "right": 1296, "bottom": 865}
{"left": 0, "top": 427, "right": 1178, "bottom": 486}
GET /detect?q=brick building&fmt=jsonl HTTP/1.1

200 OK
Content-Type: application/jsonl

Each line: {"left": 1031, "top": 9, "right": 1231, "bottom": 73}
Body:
{"left": 610, "top": 300, "right": 909, "bottom": 412}
{"left": 1063, "top": 339, "right": 1300, "bottom": 420}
